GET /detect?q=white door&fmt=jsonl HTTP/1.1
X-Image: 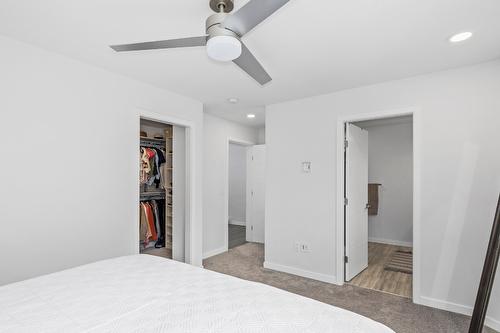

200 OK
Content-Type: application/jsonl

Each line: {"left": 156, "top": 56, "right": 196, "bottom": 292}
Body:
{"left": 345, "top": 123, "right": 369, "bottom": 281}
{"left": 246, "top": 145, "right": 266, "bottom": 243}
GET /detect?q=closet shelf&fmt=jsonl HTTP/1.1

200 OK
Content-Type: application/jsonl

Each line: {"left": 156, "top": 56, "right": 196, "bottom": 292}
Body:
{"left": 140, "top": 136, "right": 165, "bottom": 142}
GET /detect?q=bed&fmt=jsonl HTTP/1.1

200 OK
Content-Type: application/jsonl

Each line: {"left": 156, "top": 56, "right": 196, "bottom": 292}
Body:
{"left": 0, "top": 255, "right": 393, "bottom": 332}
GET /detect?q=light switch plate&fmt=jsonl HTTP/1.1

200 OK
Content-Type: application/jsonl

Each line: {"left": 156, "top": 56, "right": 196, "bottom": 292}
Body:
{"left": 302, "top": 162, "right": 311, "bottom": 173}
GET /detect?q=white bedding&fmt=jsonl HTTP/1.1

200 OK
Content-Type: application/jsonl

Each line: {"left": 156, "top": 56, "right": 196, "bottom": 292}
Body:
{"left": 0, "top": 255, "right": 393, "bottom": 333}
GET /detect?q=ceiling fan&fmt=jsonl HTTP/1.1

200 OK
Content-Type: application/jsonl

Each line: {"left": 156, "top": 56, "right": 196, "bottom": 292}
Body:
{"left": 110, "top": 0, "right": 290, "bottom": 85}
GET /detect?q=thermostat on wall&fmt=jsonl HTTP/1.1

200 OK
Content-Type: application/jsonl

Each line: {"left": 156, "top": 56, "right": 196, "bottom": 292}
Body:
{"left": 302, "top": 162, "right": 311, "bottom": 173}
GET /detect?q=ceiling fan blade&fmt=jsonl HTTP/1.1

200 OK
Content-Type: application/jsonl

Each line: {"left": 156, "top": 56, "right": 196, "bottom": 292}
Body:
{"left": 233, "top": 42, "right": 271, "bottom": 85}
{"left": 110, "top": 36, "right": 207, "bottom": 52}
{"left": 221, "top": 0, "right": 289, "bottom": 36}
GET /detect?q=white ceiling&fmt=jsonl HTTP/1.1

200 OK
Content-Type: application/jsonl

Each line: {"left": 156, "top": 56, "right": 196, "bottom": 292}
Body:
{"left": 204, "top": 104, "right": 266, "bottom": 127}
{"left": 1, "top": 0, "right": 499, "bottom": 126}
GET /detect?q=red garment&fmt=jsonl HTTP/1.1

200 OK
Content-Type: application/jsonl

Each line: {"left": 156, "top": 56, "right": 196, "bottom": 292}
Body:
{"left": 143, "top": 202, "right": 158, "bottom": 241}
{"left": 144, "top": 148, "right": 156, "bottom": 159}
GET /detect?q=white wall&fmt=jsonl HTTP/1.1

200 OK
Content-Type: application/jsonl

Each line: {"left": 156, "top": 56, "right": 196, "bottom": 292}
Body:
{"left": 203, "top": 114, "right": 258, "bottom": 258}
{"left": 363, "top": 121, "right": 413, "bottom": 247}
{"left": 0, "top": 35, "right": 204, "bottom": 285}
{"left": 228, "top": 143, "right": 247, "bottom": 225}
{"left": 257, "top": 126, "right": 266, "bottom": 144}
{"left": 265, "top": 60, "right": 500, "bottom": 329}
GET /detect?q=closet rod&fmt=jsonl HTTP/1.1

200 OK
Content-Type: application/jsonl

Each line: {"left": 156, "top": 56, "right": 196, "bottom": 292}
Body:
{"left": 140, "top": 192, "right": 166, "bottom": 200}
{"left": 140, "top": 143, "right": 166, "bottom": 148}
{"left": 140, "top": 197, "right": 165, "bottom": 201}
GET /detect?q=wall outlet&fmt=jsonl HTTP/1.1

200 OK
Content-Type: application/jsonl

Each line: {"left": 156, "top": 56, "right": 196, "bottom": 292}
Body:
{"left": 295, "top": 242, "right": 311, "bottom": 253}
{"left": 302, "top": 162, "right": 311, "bottom": 173}
{"left": 301, "top": 243, "right": 311, "bottom": 253}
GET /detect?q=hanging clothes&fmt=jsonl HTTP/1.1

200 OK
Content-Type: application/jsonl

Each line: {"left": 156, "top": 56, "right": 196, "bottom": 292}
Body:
{"left": 139, "top": 146, "right": 166, "bottom": 187}
{"left": 139, "top": 202, "right": 153, "bottom": 244}
{"left": 151, "top": 200, "right": 166, "bottom": 248}
{"left": 139, "top": 203, "right": 149, "bottom": 243}
{"left": 139, "top": 139, "right": 168, "bottom": 250}
{"left": 153, "top": 148, "right": 166, "bottom": 188}
{"left": 139, "top": 199, "right": 166, "bottom": 249}
{"left": 147, "top": 153, "right": 159, "bottom": 186}
{"left": 144, "top": 202, "right": 157, "bottom": 241}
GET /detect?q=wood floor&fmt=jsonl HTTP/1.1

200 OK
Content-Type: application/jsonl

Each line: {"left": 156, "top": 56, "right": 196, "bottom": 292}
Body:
{"left": 229, "top": 224, "right": 247, "bottom": 249}
{"left": 347, "top": 242, "right": 413, "bottom": 298}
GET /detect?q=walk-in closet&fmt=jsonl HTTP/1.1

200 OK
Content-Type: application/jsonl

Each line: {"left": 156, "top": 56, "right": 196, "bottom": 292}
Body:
{"left": 139, "top": 118, "right": 186, "bottom": 262}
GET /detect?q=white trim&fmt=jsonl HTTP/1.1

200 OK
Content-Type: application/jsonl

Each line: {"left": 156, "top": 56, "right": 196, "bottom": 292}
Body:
{"left": 203, "top": 246, "right": 227, "bottom": 259}
{"left": 412, "top": 108, "right": 422, "bottom": 302}
{"left": 419, "top": 296, "right": 500, "bottom": 331}
{"left": 264, "top": 261, "right": 337, "bottom": 284}
{"left": 229, "top": 219, "right": 246, "bottom": 226}
{"left": 137, "top": 109, "right": 198, "bottom": 265}
{"left": 368, "top": 237, "right": 413, "bottom": 248}
{"left": 224, "top": 138, "right": 256, "bottom": 252}
{"left": 336, "top": 107, "right": 421, "bottom": 302}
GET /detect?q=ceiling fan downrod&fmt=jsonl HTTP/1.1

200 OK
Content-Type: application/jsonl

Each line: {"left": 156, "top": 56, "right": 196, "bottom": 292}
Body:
{"left": 209, "top": 0, "right": 234, "bottom": 13}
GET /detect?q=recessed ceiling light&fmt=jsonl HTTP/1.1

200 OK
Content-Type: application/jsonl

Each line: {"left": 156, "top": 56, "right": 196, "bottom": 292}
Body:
{"left": 449, "top": 31, "right": 473, "bottom": 43}
{"left": 227, "top": 98, "right": 239, "bottom": 104}
{"left": 247, "top": 114, "right": 256, "bottom": 119}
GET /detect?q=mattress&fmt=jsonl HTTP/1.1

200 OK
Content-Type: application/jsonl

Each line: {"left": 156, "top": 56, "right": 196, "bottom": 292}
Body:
{"left": 0, "top": 255, "right": 393, "bottom": 333}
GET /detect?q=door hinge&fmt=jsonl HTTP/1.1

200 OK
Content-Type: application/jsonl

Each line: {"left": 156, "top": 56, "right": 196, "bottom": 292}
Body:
{"left": 252, "top": 155, "right": 254, "bottom": 161}
{"left": 251, "top": 225, "right": 254, "bottom": 231}
{"left": 251, "top": 190, "right": 254, "bottom": 196}
{"left": 344, "top": 256, "right": 349, "bottom": 263}
{"left": 344, "top": 197, "right": 348, "bottom": 206}
{"left": 344, "top": 140, "right": 349, "bottom": 149}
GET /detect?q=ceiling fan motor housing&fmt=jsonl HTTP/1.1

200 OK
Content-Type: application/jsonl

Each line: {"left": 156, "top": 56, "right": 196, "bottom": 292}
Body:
{"left": 206, "top": 13, "right": 240, "bottom": 40}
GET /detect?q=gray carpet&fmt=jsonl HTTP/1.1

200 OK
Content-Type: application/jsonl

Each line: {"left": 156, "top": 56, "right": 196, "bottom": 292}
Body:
{"left": 203, "top": 243, "right": 497, "bottom": 333}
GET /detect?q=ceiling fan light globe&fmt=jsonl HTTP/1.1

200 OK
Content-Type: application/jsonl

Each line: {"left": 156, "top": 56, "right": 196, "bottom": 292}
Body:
{"left": 206, "top": 35, "right": 242, "bottom": 62}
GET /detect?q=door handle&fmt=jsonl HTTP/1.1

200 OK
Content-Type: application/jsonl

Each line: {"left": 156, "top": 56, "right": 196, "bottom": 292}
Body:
{"left": 365, "top": 203, "right": 371, "bottom": 209}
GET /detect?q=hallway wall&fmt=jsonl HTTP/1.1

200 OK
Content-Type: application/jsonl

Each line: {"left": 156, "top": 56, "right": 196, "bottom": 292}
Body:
{"left": 361, "top": 120, "right": 413, "bottom": 247}
{"left": 229, "top": 143, "right": 247, "bottom": 225}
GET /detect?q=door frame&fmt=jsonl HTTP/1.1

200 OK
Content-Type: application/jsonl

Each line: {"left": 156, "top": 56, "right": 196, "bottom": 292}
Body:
{"left": 335, "top": 106, "right": 422, "bottom": 302}
{"left": 246, "top": 144, "right": 266, "bottom": 244}
{"left": 224, "top": 137, "right": 256, "bottom": 252}
{"left": 137, "top": 109, "right": 198, "bottom": 265}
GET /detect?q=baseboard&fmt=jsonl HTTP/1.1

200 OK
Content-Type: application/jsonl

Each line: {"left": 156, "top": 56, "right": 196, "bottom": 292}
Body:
{"left": 202, "top": 246, "right": 227, "bottom": 259}
{"left": 419, "top": 296, "right": 500, "bottom": 331}
{"left": 263, "top": 261, "right": 337, "bottom": 284}
{"left": 229, "top": 219, "right": 246, "bottom": 226}
{"left": 368, "top": 237, "right": 413, "bottom": 248}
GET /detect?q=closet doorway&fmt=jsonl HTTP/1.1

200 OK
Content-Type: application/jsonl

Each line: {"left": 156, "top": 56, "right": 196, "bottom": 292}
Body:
{"left": 228, "top": 142, "right": 248, "bottom": 249}
{"left": 225, "top": 139, "right": 266, "bottom": 252}
{"left": 139, "top": 117, "right": 188, "bottom": 263}
{"left": 337, "top": 109, "right": 419, "bottom": 299}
